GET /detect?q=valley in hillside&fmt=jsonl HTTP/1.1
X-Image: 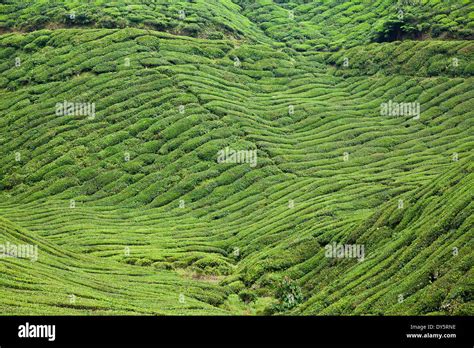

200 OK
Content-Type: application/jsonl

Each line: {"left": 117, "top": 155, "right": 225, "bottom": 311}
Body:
{"left": 0, "top": 0, "right": 472, "bottom": 316}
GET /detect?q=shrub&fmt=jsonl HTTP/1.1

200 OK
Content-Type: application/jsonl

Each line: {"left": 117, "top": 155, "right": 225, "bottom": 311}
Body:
{"left": 272, "top": 277, "right": 304, "bottom": 312}
{"left": 238, "top": 289, "right": 257, "bottom": 304}
{"left": 136, "top": 258, "right": 153, "bottom": 267}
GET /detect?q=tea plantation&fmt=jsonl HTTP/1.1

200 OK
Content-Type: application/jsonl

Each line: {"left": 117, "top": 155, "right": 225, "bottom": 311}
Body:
{"left": 0, "top": 0, "right": 472, "bottom": 315}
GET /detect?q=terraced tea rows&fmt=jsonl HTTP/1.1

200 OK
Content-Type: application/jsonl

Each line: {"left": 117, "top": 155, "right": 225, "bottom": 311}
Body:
{"left": 0, "top": 214, "right": 230, "bottom": 315}
{"left": 0, "top": 1, "right": 472, "bottom": 316}
{"left": 0, "top": 0, "right": 268, "bottom": 42}
{"left": 236, "top": 0, "right": 474, "bottom": 50}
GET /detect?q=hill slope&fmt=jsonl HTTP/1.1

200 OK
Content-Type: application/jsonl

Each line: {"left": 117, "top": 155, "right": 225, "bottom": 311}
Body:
{"left": 0, "top": 1, "right": 472, "bottom": 315}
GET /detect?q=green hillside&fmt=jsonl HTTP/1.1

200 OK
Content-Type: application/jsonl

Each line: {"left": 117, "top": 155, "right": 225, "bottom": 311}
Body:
{"left": 236, "top": 0, "right": 473, "bottom": 50}
{"left": 0, "top": 0, "right": 472, "bottom": 316}
{"left": 0, "top": 0, "right": 269, "bottom": 42}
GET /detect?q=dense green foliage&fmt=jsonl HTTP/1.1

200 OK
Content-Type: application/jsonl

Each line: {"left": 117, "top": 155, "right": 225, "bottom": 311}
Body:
{"left": 0, "top": 0, "right": 268, "bottom": 41}
{"left": 236, "top": 0, "right": 473, "bottom": 50}
{"left": 0, "top": 0, "right": 472, "bottom": 316}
